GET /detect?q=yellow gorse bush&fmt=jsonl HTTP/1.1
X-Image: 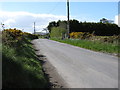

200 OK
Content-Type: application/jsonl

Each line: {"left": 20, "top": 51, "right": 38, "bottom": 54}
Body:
{"left": 70, "top": 32, "right": 93, "bottom": 39}
{"left": 2, "top": 28, "right": 38, "bottom": 46}
{"left": 4, "top": 28, "right": 23, "bottom": 36}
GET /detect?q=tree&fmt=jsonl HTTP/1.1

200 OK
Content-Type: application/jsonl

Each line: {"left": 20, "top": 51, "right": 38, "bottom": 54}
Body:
{"left": 47, "top": 21, "right": 57, "bottom": 33}
{"left": 50, "top": 27, "right": 67, "bottom": 39}
{"left": 47, "top": 19, "right": 120, "bottom": 36}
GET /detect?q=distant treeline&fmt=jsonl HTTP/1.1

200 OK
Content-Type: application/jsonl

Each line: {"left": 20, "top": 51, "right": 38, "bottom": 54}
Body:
{"left": 47, "top": 19, "right": 120, "bottom": 36}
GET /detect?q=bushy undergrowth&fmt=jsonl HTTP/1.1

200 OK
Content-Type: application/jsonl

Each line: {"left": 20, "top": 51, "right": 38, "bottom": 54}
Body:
{"left": 2, "top": 29, "right": 47, "bottom": 88}
{"left": 70, "top": 32, "right": 93, "bottom": 39}
{"left": 90, "top": 36, "right": 119, "bottom": 45}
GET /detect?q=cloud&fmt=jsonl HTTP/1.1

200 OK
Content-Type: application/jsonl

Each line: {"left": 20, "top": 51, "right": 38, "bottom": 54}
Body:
{"left": 1, "top": 10, "right": 119, "bottom": 34}
{"left": 0, "top": 11, "right": 66, "bottom": 33}
{"left": 115, "top": 14, "right": 120, "bottom": 27}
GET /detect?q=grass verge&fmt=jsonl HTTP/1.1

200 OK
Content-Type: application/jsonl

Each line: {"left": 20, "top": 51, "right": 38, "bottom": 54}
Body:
{"left": 2, "top": 40, "right": 48, "bottom": 88}
{"left": 2, "top": 29, "right": 48, "bottom": 88}
{"left": 51, "top": 38, "right": 119, "bottom": 55}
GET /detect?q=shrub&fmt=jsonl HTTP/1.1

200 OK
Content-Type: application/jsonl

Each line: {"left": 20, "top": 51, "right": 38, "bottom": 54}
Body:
{"left": 70, "top": 32, "right": 93, "bottom": 39}
{"left": 50, "top": 27, "right": 67, "bottom": 39}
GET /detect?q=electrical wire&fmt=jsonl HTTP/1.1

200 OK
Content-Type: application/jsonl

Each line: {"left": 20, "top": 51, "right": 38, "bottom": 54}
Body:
{"left": 47, "top": 1, "right": 62, "bottom": 14}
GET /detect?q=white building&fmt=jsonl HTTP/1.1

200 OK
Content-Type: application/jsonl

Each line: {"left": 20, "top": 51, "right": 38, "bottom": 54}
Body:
{"left": 100, "top": 18, "right": 114, "bottom": 24}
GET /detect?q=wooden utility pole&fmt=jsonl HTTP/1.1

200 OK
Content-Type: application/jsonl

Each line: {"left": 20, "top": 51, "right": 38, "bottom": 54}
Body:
{"left": 67, "top": 0, "right": 70, "bottom": 38}
{"left": 34, "top": 22, "right": 35, "bottom": 34}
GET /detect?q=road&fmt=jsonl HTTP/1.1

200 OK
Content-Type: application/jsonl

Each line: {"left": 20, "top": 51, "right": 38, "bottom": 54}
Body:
{"left": 32, "top": 39, "right": 118, "bottom": 88}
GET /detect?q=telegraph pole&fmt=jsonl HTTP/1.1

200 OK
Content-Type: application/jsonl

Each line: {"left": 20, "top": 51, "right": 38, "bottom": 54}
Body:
{"left": 34, "top": 22, "right": 36, "bottom": 34}
{"left": 67, "top": 0, "right": 70, "bottom": 38}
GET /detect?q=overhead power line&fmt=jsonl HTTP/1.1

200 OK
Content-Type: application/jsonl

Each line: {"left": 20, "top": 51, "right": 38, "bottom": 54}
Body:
{"left": 47, "top": 1, "right": 61, "bottom": 14}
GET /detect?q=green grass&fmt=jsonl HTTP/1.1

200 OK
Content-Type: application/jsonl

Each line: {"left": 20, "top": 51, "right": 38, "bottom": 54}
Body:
{"left": 51, "top": 38, "right": 119, "bottom": 54}
{"left": 2, "top": 39, "right": 48, "bottom": 88}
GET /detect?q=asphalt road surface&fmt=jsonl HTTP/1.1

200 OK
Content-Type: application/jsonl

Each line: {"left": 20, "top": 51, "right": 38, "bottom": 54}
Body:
{"left": 32, "top": 39, "right": 118, "bottom": 88}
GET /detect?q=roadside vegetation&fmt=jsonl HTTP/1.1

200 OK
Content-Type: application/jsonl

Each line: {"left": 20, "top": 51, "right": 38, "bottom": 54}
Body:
{"left": 2, "top": 29, "right": 48, "bottom": 88}
{"left": 48, "top": 19, "right": 120, "bottom": 36}
{"left": 47, "top": 19, "right": 120, "bottom": 56}
{"left": 51, "top": 36, "right": 119, "bottom": 55}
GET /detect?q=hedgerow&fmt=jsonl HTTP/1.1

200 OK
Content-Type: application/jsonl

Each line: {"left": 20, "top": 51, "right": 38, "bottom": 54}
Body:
{"left": 2, "top": 28, "right": 48, "bottom": 88}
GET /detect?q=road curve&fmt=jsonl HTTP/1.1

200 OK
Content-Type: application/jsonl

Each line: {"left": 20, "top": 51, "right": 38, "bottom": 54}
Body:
{"left": 32, "top": 39, "right": 118, "bottom": 88}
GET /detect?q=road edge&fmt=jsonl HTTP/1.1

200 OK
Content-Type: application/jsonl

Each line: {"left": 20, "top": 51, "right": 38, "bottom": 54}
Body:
{"left": 32, "top": 41, "right": 69, "bottom": 88}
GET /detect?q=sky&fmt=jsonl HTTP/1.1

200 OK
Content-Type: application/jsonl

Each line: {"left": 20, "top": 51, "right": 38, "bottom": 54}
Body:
{"left": 0, "top": 1, "right": 119, "bottom": 33}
